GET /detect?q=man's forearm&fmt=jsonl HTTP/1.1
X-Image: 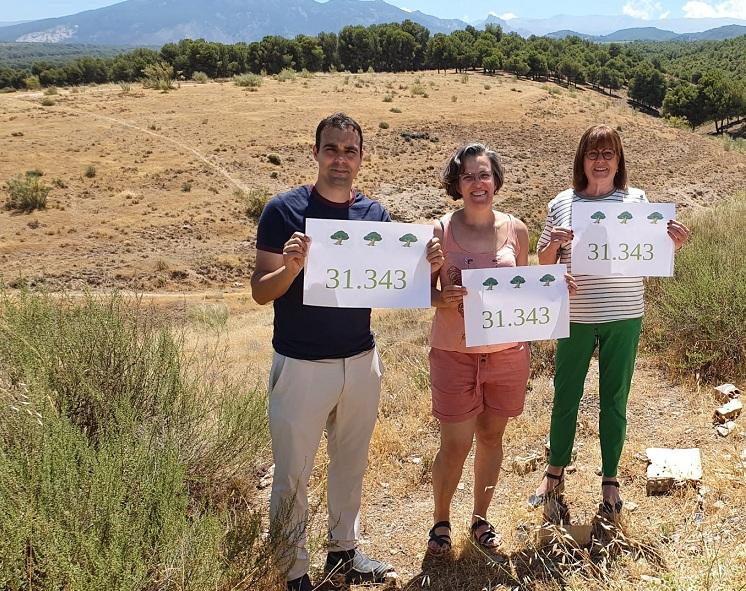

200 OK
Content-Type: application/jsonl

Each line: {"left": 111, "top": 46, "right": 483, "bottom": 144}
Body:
{"left": 250, "top": 266, "right": 298, "bottom": 305}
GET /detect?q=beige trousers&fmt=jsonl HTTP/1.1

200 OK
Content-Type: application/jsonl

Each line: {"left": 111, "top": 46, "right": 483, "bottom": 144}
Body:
{"left": 268, "top": 347, "right": 383, "bottom": 581}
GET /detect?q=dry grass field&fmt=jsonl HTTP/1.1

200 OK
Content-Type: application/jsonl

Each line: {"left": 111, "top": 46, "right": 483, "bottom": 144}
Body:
{"left": 2, "top": 70, "right": 746, "bottom": 590}
{"left": 1, "top": 70, "right": 745, "bottom": 290}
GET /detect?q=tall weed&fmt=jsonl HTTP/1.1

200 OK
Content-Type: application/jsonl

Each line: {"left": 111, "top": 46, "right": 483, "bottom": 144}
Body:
{"left": 644, "top": 194, "right": 746, "bottom": 381}
{"left": 0, "top": 292, "right": 279, "bottom": 590}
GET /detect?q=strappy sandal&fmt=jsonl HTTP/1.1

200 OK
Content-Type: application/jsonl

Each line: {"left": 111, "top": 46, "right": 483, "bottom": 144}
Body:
{"left": 427, "top": 521, "right": 452, "bottom": 556}
{"left": 528, "top": 469, "right": 565, "bottom": 508}
{"left": 601, "top": 479, "right": 623, "bottom": 515}
{"left": 470, "top": 518, "right": 502, "bottom": 553}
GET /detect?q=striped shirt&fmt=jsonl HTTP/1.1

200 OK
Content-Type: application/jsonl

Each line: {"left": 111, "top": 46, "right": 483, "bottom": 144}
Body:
{"left": 537, "top": 187, "right": 648, "bottom": 323}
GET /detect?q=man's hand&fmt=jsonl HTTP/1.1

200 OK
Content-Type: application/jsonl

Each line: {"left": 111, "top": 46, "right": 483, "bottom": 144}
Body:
{"left": 426, "top": 236, "right": 445, "bottom": 273}
{"left": 283, "top": 232, "right": 311, "bottom": 277}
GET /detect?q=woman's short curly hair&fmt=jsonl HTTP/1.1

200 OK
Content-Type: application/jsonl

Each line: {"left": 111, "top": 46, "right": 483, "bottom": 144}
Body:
{"left": 440, "top": 142, "right": 504, "bottom": 200}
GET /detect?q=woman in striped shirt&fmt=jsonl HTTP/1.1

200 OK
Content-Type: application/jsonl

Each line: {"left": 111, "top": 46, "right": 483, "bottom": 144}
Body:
{"left": 528, "top": 124, "right": 689, "bottom": 517}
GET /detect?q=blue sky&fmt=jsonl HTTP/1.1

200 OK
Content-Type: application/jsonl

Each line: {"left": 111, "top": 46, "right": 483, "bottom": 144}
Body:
{"left": 1, "top": 0, "right": 745, "bottom": 22}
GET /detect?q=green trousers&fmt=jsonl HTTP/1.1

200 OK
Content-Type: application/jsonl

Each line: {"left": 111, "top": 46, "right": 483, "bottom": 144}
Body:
{"left": 549, "top": 317, "right": 642, "bottom": 477}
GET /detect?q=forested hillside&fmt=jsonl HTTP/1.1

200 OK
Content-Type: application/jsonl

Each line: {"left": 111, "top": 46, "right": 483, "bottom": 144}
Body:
{"left": 1, "top": 23, "right": 744, "bottom": 133}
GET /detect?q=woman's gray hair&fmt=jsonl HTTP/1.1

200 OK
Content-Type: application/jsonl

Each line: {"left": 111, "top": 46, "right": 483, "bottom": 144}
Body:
{"left": 440, "top": 142, "right": 505, "bottom": 200}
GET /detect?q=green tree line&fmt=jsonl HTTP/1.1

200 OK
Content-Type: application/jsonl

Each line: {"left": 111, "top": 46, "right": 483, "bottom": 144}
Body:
{"left": 1, "top": 22, "right": 744, "bottom": 133}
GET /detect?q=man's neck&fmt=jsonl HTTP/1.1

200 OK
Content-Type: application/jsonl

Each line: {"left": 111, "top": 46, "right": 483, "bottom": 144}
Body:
{"left": 314, "top": 180, "right": 353, "bottom": 204}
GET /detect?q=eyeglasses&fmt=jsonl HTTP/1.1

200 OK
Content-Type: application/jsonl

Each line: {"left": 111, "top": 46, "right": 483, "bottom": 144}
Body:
{"left": 586, "top": 149, "right": 616, "bottom": 161}
{"left": 459, "top": 172, "right": 493, "bottom": 184}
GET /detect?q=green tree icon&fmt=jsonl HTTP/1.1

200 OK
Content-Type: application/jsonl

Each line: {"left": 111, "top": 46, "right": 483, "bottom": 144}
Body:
{"left": 510, "top": 276, "right": 526, "bottom": 288}
{"left": 647, "top": 212, "right": 664, "bottom": 224}
{"left": 617, "top": 211, "right": 633, "bottom": 224}
{"left": 330, "top": 230, "right": 350, "bottom": 245}
{"left": 482, "top": 277, "right": 498, "bottom": 290}
{"left": 399, "top": 233, "right": 418, "bottom": 247}
{"left": 591, "top": 211, "right": 606, "bottom": 224}
{"left": 363, "top": 231, "right": 383, "bottom": 246}
{"left": 539, "top": 274, "right": 556, "bottom": 286}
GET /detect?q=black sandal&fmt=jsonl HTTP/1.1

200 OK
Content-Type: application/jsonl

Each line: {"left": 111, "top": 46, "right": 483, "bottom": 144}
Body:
{"left": 470, "top": 518, "right": 502, "bottom": 552}
{"left": 601, "top": 479, "right": 623, "bottom": 515}
{"left": 528, "top": 469, "right": 565, "bottom": 508}
{"left": 427, "top": 521, "right": 452, "bottom": 556}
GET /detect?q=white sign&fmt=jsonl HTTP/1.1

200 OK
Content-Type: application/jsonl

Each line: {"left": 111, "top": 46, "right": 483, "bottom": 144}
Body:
{"left": 303, "top": 219, "right": 432, "bottom": 308}
{"left": 571, "top": 203, "right": 676, "bottom": 277}
{"left": 462, "top": 265, "right": 570, "bottom": 347}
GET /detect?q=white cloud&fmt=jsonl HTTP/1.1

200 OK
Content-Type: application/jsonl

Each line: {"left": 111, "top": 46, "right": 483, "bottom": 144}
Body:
{"left": 488, "top": 10, "right": 518, "bottom": 19}
{"left": 682, "top": 0, "right": 746, "bottom": 18}
{"left": 400, "top": 6, "right": 413, "bottom": 12}
{"left": 622, "top": 0, "right": 670, "bottom": 19}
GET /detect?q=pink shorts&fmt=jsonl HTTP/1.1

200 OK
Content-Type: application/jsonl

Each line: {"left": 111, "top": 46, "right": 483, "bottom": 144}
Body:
{"left": 429, "top": 344, "right": 530, "bottom": 423}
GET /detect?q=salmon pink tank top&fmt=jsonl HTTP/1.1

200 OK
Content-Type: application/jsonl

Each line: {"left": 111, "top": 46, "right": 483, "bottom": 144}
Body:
{"left": 430, "top": 211, "right": 521, "bottom": 353}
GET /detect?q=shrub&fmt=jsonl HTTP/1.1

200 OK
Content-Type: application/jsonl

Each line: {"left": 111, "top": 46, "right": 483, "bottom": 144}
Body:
{"left": 4, "top": 175, "right": 50, "bottom": 212}
{"left": 181, "top": 181, "right": 192, "bottom": 192}
{"left": 410, "top": 83, "right": 426, "bottom": 96}
{"left": 119, "top": 81, "right": 131, "bottom": 93}
{"left": 299, "top": 69, "right": 314, "bottom": 78}
{"left": 719, "top": 136, "right": 746, "bottom": 154}
{"left": 192, "top": 71, "right": 209, "bottom": 84}
{"left": 382, "top": 94, "right": 393, "bottom": 102}
{"left": 234, "top": 73, "right": 262, "bottom": 89}
{"left": 379, "top": 121, "right": 389, "bottom": 129}
{"left": 267, "top": 153, "right": 282, "bottom": 165}
{"left": 24, "top": 75, "right": 41, "bottom": 90}
{"left": 0, "top": 293, "right": 276, "bottom": 590}
{"left": 40, "top": 96, "right": 55, "bottom": 106}
{"left": 451, "top": 95, "right": 457, "bottom": 103}
{"left": 389, "top": 107, "right": 402, "bottom": 113}
{"left": 644, "top": 194, "right": 746, "bottom": 381}
{"left": 142, "top": 61, "right": 175, "bottom": 91}
{"left": 277, "top": 68, "right": 296, "bottom": 82}
{"left": 460, "top": 73, "right": 469, "bottom": 84}
{"left": 240, "top": 187, "right": 272, "bottom": 219}
{"left": 84, "top": 165, "right": 96, "bottom": 178}
{"left": 25, "top": 169, "right": 43, "bottom": 178}
{"left": 189, "top": 304, "right": 230, "bottom": 329}
{"left": 43, "top": 87, "right": 58, "bottom": 95}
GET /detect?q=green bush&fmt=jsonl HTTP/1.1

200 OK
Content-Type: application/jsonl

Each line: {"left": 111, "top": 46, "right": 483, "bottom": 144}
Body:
{"left": 410, "top": 83, "right": 426, "bottom": 96}
{"left": 40, "top": 96, "right": 55, "bottom": 106}
{"left": 382, "top": 94, "right": 393, "bottom": 102}
{"left": 181, "top": 181, "right": 192, "bottom": 192}
{"left": 4, "top": 174, "right": 50, "bottom": 212}
{"left": 0, "top": 292, "right": 277, "bottom": 590}
{"left": 277, "top": 68, "right": 296, "bottom": 82}
{"left": 644, "top": 194, "right": 746, "bottom": 381}
{"left": 84, "top": 165, "right": 96, "bottom": 178}
{"left": 234, "top": 73, "right": 262, "bottom": 89}
{"left": 24, "top": 75, "right": 41, "bottom": 90}
{"left": 142, "top": 61, "right": 175, "bottom": 91}
{"left": 192, "top": 71, "right": 209, "bottom": 84}
{"left": 240, "top": 187, "right": 272, "bottom": 219}
{"left": 43, "top": 86, "right": 58, "bottom": 95}
{"left": 379, "top": 121, "right": 389, "bottom": 129}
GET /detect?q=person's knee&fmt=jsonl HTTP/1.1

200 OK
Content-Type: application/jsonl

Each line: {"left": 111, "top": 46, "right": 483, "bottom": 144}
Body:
{"left": 475, "top": 425, "right": 505, "bottom": 449}
{"left": 437, "top": 439, "right": 472, "bottom": 464}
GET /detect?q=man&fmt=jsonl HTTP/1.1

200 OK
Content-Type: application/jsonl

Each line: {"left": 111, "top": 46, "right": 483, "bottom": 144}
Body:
{"left": 251, "top": 113, "right": 443, "bottom": 590}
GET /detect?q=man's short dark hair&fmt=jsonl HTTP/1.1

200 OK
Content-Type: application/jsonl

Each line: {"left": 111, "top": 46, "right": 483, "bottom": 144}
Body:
{"left": 315, "top": 112, "right": 364, "bottom": 152}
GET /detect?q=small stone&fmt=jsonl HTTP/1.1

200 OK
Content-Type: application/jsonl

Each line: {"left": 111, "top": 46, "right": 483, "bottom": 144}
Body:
{"left": 625, "top": 501, "right": 638, "bottom": 512}
{"left": 716, "top": 421, "right": 736, "bottom": 437}
{"left": 409, "top": 456, "right": 422, "bottom": 465}
{"left": 713, "top": 500, "right": 726, "bottom": 510}
{"left": 565, "top": 464, "right": 577, "bottom": 474}
{"left": 457, "top": 482, "right": 465, "bottom": 490}
{"left": 232, "top": 281, "right": 244, "bottom": 288}
{"left": 641, "top": 575, "right": 662, "bottom": 584}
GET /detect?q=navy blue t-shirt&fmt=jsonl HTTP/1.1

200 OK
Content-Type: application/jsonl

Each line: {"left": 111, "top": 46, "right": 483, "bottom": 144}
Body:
{"left": 256, "top": 185, "right": 391, "bottom": 360}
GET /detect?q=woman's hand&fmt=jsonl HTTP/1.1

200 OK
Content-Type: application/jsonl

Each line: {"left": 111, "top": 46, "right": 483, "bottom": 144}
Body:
{"left": 439, "top": 284, "right": 467, "bottom": 308}
{"left": 426, "top": 236, "right": 445, "bottom": 273}
{"left": 549, "top": 226, "right": 574, "bottom": 246}
{"left": 564, "top": 272, "right": 577, "bottom": 296}
{"left": 667, "top": 220, "right": 690, "bottom": 251}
